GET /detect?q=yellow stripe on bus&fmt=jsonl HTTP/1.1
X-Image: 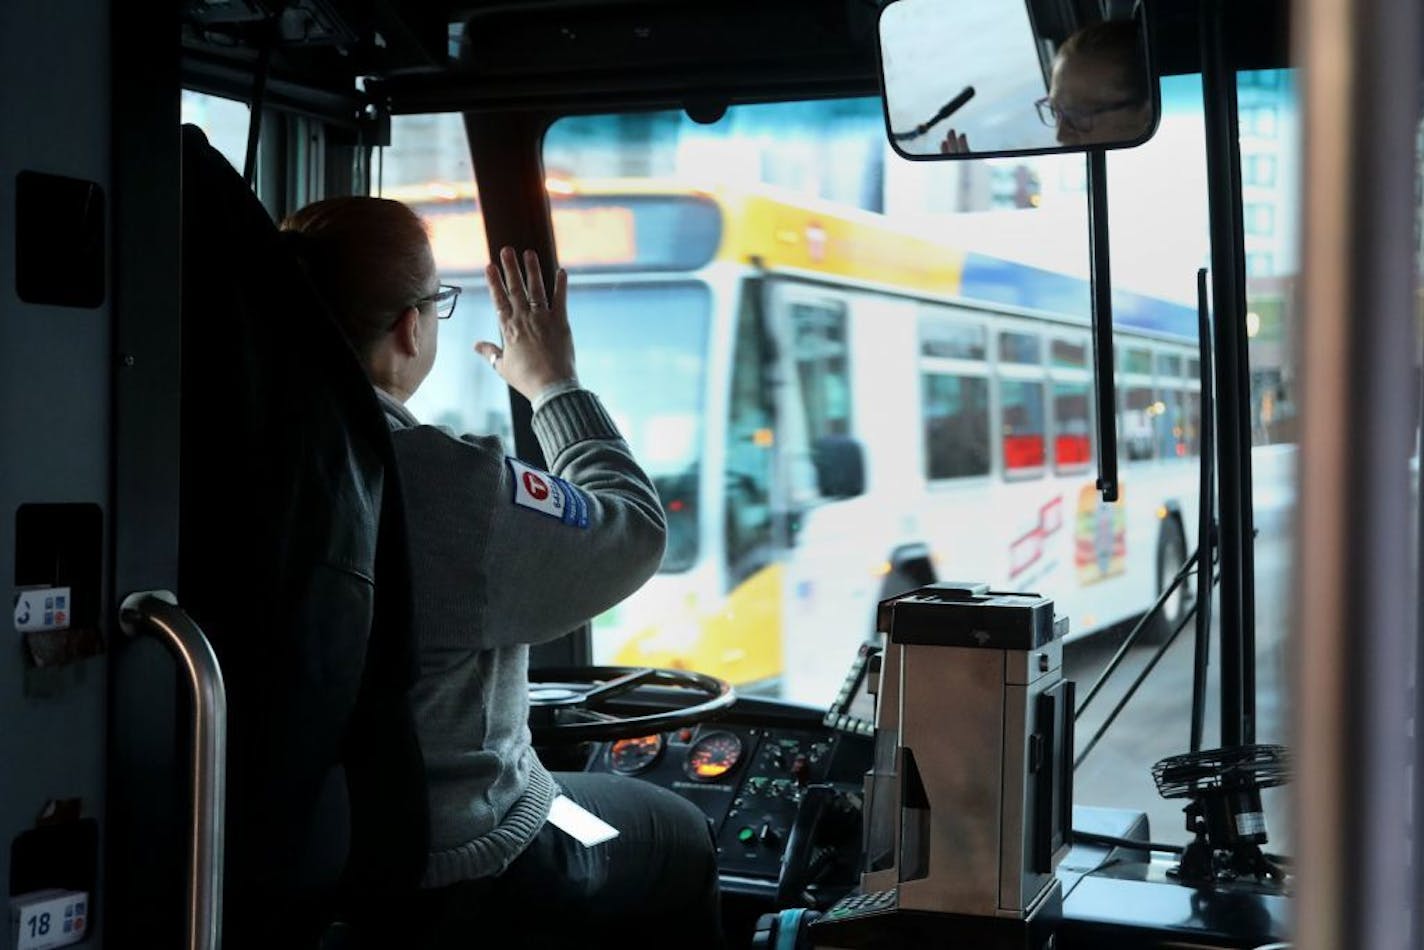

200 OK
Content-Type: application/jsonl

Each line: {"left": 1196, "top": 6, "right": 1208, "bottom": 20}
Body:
{"left": 612, "top": 563, "right": 784, "bottom": 686}
{"left": 720, "top": 190, "right": 968, "bottom": 292}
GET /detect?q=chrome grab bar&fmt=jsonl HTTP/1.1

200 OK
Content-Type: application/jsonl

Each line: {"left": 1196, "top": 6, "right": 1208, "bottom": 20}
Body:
{"left": 120, "top": 591, "right": 227, "bottom": 950}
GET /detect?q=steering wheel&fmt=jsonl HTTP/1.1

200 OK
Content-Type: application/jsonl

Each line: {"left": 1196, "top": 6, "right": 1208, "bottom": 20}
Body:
{"left": 527, "top": 666, "right": 736, "bottom": 744}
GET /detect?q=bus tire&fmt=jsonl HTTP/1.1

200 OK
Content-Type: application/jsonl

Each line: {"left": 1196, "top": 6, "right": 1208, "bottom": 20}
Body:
{"left": 1149, "top": 517, "right": 1192, "bottom": 645}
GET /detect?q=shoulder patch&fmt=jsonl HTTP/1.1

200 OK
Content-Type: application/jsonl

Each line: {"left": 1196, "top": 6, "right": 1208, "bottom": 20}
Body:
{"left": 507, "top": 458, "right": 589, "bottom": 528}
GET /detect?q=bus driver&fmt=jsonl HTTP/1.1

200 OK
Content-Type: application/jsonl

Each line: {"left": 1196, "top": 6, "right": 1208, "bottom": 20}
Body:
{"left": 280, "top": 197, "right": 724, "bottom": 948}
{"left": 941, "top": 19, "right": 1152, "bottom": 153}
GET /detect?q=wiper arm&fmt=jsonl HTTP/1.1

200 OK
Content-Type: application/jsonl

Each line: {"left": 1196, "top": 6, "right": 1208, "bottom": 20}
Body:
{"left": 890, "top": 85, "right": 975, "bottom": 141}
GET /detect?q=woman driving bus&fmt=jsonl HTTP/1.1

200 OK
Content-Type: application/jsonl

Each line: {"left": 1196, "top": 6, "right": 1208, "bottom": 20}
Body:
{"left": 279, "top": 196, "right": 724, "bottom": 948}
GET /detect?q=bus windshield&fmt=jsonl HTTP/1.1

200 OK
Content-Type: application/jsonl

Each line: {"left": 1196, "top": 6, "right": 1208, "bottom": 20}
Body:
{"left": 569, "top": 282, "right": 710, "bottom": 573}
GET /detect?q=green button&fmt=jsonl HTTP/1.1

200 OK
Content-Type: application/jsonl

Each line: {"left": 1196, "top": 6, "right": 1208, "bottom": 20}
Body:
{"left": 737, "top": 827, "right": 756, "bottom": 844}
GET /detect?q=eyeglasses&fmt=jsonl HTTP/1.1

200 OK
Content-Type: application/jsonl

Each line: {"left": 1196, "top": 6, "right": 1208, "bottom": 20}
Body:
{"left": 418, "top": 284, "right": 462, "bottom": 320}
{"left": 1035, "top": 95, "right": 1140, "bottom": 134}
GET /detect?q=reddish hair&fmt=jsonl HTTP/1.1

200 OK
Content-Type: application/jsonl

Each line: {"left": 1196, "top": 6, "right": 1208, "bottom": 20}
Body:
{"left": 1059, "top": 20, "right": 1150, "bottom": 104}
{"left": 280, "top": 196, "right": 433, "bottom": 358}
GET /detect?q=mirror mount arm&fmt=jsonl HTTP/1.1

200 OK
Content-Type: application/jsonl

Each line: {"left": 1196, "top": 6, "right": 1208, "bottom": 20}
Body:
{"left": 1087, "top": 149, "right": 1119, "bottom": 502}
{"left": 889, "top": 85, "right": 976, "bottom": 142}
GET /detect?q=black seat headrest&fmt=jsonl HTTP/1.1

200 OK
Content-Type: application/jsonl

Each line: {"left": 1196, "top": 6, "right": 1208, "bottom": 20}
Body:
{"left": 177, "top": 124, "right": 427, "bottom": 944}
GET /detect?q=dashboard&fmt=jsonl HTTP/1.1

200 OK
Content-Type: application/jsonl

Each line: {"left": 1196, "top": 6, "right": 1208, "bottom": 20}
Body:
{"left": 576, "top": 695, "right": 874, "bottom": 894}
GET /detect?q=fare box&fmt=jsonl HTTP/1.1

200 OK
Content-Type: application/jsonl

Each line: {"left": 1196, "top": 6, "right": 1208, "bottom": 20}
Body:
{"left": 10, "top": 889, "right": 88, "bottom": 950}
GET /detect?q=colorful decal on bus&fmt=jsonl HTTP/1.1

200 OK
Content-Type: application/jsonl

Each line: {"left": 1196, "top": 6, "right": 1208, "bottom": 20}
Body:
{"left": 1076, "top": 484, "right": 1128, "bottom": 584}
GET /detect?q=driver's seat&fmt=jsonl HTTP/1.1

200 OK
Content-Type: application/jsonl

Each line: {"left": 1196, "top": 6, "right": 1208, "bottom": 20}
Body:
{"left": 177, "top": 124, "right": 428, "bottom": 947}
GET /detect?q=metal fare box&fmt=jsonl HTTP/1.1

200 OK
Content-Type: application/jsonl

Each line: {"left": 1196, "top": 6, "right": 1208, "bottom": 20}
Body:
{"left": 821, "top": 582, "right": 1072, "bottom": 950}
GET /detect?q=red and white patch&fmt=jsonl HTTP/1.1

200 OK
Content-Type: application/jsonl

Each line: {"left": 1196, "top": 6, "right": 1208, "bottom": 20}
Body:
{"left": 510, "top": 458, "right": 565, "bottom": 519}
{"left": 523, "top": 470, "right": 550, "bottom": 501}
{"left": 508, "top": 458, "right": 588, "bottom": 528}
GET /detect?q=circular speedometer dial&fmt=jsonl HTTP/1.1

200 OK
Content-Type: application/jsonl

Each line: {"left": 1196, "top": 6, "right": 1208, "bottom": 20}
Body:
{"left": 608, "top": 734, "right": 665, "bottom": 775}
{"left": 684, "top": 731, "right": 744, "bottom": 782}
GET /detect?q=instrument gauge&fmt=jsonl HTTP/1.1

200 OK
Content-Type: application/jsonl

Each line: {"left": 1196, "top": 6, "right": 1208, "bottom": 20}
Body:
{"left": 608, "top": 734, "right": 665, "bottom": 775}
{"left": 685, "top": 731, "right": 744, "bottom": 782}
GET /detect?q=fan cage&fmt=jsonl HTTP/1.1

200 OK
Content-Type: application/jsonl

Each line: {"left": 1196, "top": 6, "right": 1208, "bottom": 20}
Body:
{"left": 1152, "top": 744, "right": 1290, "bottom": 799}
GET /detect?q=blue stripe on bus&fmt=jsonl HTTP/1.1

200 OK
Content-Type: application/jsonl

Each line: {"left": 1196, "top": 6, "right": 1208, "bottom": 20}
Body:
{"left": 959, "top": 253, "right": 1199, "bottom": 341}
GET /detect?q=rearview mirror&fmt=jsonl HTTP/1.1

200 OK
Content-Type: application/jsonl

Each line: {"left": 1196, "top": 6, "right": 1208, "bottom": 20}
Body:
{"left": 876, "top": 0, "right": 1158, "bottom": 160}
{"left": 813, "top": 435, "right": 866, "bottom": 500}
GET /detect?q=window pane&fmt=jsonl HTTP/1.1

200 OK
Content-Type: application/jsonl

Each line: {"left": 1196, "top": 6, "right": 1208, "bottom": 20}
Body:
{"left": 725, "top": 293, "right": 774, "bottom": 583}
{"left": 1000, "top": 380, "right": 1046, "bottom": 474}
{"left": 1183, "top": 390, "right": 1203, "bottom": 456}
{"left": 1156, "top": 353, "right": 1183, "bottom": 378}
{"left": 999, "top": 331, "right": 1041, "bottom": 365}
{"left": 377, "top": 113, "right": 474, "bottom": 192}
{"left": 180, "top": 91, "right": 249, "bottom": 177}
{"left": 1052, "top": 382, "right": 1093, "bottom": 470}
{"left": 382, "top": 116, "right": 515, "bottom": 461}
{"left": 1155, "top": 388, "right": 1186, "bottom": 459}
{"left": 1235, "top": 67, "right": 1300, "bottom": 858}
{"left": 1122, "top": 347, "right": 1153, "bottom": 375}
{"left": 923, "top": 373, "right": 990, "bottom": 479}
{"left": 1051, "top": 338, "right": 1089, "bottom": 368}
{"left": 542, "top": 97, "right": 1240, "bottom": 716}
{"left": 921, "top": 320, "right": 987, "bottom": 360}
{"left": 1121, "top": 386, "right": 1157, "bottom": 461}
{"left": 574, "top": 284, "right": 710, "bottom": 575}
{"left": 791, "top": 304, "right": 851, "bottom": 440}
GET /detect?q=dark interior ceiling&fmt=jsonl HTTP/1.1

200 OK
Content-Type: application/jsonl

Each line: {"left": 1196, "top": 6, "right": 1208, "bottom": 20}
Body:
{"left": 179, "top": 0, "right": 1291, "bottom": 124}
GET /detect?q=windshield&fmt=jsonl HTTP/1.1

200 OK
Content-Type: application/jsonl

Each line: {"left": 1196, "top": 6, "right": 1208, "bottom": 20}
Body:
{"left": 386, "top": 82, "right": 1298, "bottom": 850}
{"left": 569, "top": 282, "right": 710, "bottom": 573}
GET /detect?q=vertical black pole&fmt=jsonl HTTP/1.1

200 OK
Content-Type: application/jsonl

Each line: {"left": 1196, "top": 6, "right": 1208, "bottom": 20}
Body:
{"left": 1200, "top": 1, "right": 1251, "bottom": 746}
{"left": 1087, "top": 151, "right": 1118, "bottom": 503}
{"left": 1191, "top": 268, "right": 1215, "bottom": 753}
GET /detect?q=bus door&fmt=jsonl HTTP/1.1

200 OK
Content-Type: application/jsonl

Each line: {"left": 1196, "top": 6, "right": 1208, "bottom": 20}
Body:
{"left": 759, "top": 278, "right": 895, "bottom": 702}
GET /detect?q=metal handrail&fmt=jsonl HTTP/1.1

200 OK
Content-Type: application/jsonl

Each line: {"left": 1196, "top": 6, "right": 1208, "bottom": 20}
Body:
{"left": 119, "top": 591, "right": 227, "bottom": 950}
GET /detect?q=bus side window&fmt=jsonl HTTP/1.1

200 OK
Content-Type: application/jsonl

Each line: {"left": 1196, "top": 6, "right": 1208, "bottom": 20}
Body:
{"left": 1052, "top": 382, "right": 1094, "bottom": 471}
{"left": 725, "top": 292, "right": 776, "bottom": 584}
{"left": 1121, "top": 385, "right": 1158, "bottom": 461}
{"left": 998, "top": 331, "right": 1045, "bottom": 478}
{"left": 1155, "top": 352, "right": 1188, "bottom": 459}
{"left": 1000, "top": 379, "right": 1047, "bottom": 477}
{"left": 922, "top": 373, "right": 991, "bottom": 479}
{"left": 920, "top": 315, "right": 990, "bottom": 480}
{"left": 1119, "top": 347, "right": 1156, "bottom": 462}
{"left": 1050, "top": 336, "right": 1094, "bottom": 471}
{"left": 1184, "top": 390, "right": 1203, "bottom": 455}
{"left": 789, "top": 302, "right": 851, "bottom": 443}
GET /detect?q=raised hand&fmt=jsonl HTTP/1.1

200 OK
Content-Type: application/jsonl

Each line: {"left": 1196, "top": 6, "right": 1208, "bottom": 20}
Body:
{"left": 476, "top": 246, "right": 576, "bottom": 402}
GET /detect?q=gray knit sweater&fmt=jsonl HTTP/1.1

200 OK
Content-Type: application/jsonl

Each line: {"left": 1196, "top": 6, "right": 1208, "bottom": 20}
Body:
{"left": 376, "top": 386, "right": 667, "bottom": 887}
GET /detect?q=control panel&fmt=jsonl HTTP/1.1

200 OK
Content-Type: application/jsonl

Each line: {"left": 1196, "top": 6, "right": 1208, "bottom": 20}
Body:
{"left": 717, "top": 729, "right": 834, "bottom": 877}
{"left": 586, "top": 724, "right": 840, "bottom": 880}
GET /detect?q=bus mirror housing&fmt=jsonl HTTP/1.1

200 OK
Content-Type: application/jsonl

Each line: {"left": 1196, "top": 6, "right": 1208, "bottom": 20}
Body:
{"left": 814, "top": 435, "right": 866, "bottom": 499}
{"left": 875, "top": 0, "right": 1159, "bottom": 160}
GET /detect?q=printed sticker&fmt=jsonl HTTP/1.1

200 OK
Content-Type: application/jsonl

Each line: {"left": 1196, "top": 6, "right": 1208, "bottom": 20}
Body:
{"left": 507, "top": 458, "right": 589, "bottom": 528}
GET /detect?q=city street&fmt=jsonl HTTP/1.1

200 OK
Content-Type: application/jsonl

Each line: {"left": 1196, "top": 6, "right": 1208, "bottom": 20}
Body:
{"left": 1068, "top": 506, "right": 1295, "bottom": 854}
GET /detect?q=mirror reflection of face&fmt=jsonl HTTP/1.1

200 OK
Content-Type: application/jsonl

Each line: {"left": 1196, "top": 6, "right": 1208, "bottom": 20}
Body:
{"left": 1047, "top": 49, "right": 1152, "bottom": 147}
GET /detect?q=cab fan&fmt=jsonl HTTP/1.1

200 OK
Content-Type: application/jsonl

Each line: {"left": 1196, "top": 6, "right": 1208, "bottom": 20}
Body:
{"left": 1152, "top": 744, "right": 1289, "bottom": 884}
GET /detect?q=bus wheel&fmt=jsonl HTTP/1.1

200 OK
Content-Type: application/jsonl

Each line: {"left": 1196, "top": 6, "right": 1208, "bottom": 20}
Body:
{"left": 1151, "top": 518, "right": 1193, "bottom": 644}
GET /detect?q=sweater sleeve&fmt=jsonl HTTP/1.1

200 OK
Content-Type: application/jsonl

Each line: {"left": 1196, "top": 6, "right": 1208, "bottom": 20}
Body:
{"left": 476, "top": 389, "right": 667, "bottom": 647}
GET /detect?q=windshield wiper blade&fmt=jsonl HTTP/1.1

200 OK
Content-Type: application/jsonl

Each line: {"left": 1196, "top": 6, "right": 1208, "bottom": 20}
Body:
{"left": 890, "top": 85, "right": 975, "bottom": 141}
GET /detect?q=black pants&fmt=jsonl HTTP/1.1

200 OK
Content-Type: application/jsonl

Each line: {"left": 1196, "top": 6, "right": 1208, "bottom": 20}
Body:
{"left": 420, "top": 772, "right": 726, "bottom": 949}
